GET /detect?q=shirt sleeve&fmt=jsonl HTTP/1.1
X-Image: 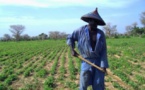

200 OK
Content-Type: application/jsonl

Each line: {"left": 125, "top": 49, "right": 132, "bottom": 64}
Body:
{"left": 66, "top": 30, "right": 78, "bottom": 49}
{"left": 100, "top": 32, "right": 109, "bottom": 68}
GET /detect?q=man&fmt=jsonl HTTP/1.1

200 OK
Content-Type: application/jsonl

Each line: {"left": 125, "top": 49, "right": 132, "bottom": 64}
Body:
{"left": 67, "top": 8, "right": 109, "bottom": 90}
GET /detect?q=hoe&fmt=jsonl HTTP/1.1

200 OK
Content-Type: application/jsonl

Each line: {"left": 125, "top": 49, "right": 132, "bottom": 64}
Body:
{"left": 76, "top": 53, "right": 133, "bottom": 90}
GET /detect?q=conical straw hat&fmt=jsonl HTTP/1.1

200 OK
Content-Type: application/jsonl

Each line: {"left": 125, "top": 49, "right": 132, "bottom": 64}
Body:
{"left": 81, "top": 8, "right": 106, "bottom": 26}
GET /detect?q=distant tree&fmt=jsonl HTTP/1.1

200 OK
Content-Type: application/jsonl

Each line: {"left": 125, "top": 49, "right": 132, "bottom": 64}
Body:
{"left": 133, "top": 27, "right": 145, "bottom": 35}
{"left": 39, "top": 33, "right": 48, "bottom": 40}
{"left": 31, "top": 36, "right": 39, "bottom": 40}
{"left": 103, "top": 23, "right": 117, "bottom": 37}
{"left": 125, "top": 25, "right": 132, "bottom": 35}
{"left": 2, "top": 34, "right": 11, "bottom": 41}
{"left": 49, "top": 31, "right": 67, "bottom": 39}
{"left": 132, "top": 22, "right": 138, "bottom": 28}
{"left": 49, "top": 31, "right": 60, "bottom": 39}
{"left": 125, "top": 22, "right": 138, "bottom": 35}
{"left": 9, "top": 25, "right": 25, "bottom": 41}
{"left": 140, "top": 11, "right": 145, "bottom": 27}
{"left": 59, "top": 32, "right": 68, "bottom": 39}
{"left": 126, "top": 22, "right": 145, "bottom": 36}
{"left": 21, "top": 34, "right": 31, "bottom": 40}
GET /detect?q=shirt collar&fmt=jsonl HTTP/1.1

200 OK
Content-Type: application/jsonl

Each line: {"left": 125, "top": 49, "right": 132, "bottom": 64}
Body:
{"left": 85, "top": 25, "right": 101, "bottom": 41}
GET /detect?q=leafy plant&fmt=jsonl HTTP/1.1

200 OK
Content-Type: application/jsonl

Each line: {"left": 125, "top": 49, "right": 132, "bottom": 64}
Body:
{"left": 36, "top": 69, "right": 47, "bottom": 78}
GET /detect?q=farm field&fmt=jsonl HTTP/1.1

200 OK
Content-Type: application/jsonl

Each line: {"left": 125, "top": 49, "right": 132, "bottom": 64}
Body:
{"left": 0, "top": 37, "right": 145, "bottom": 90}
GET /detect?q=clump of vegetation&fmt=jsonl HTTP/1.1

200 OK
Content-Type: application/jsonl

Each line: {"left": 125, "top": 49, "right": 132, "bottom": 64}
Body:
{"left": 64, "top": 81, "right": 78, "bottom": 89}
{"left": 36, "top": 69, "right": 47, "bottom": 78}
{"left": 4, "top": 74, "right": 17, "bottom": 85}
{"left": 0, "top": 74, "right": 7, "bottom": 81}
{"left": 43, "top": 76, "right": 54, "bottom": 90}
{"left": 23, "top": 68, "right": 33, "bottom": 77}
{"left": 0, "top": 84, "right": 7, "bottom": 90}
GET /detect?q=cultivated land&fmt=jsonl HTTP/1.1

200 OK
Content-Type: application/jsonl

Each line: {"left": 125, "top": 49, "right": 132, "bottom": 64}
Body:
{"left": 0, "top": 37, "right": 145, "bottom": 90}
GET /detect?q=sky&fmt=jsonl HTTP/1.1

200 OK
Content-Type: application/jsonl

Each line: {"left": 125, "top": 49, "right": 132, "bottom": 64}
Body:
{"left": 0, "top": 0, "right": 145, "bottom": 37}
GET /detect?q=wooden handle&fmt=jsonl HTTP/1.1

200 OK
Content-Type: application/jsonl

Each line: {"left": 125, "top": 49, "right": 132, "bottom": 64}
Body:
{"left": 76, "top": 55, "right": 105, "bottom": 73}
{"left": 76, "top": 54, "right": 133, "bottom": 90}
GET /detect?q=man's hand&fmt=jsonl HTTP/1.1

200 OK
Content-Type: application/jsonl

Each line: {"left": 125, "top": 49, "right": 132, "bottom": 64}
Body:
{"left": 102, "top": 68, "right": 107, "bottom": 74}
{"left": 71, "top": 49, "right": 79, "bottom": 57}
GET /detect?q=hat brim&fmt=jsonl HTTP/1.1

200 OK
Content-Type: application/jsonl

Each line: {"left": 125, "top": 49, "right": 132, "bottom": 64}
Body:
{"left": 81, "top": 17, "right": 106, "bottom": 26}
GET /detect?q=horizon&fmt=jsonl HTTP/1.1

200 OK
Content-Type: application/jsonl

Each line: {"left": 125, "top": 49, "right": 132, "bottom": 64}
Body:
{"left": 0, "top": 0, "right": 145, "bottom": 37}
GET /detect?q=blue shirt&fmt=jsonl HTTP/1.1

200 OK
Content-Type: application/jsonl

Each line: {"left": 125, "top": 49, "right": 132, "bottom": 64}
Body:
{"left": 67, "top": 25, "right": 109, "bottom": 71}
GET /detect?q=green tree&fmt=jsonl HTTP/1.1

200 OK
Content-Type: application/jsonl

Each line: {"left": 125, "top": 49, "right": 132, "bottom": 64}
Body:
{"left": 39, "top": 33, "right": 48, "bottom": 40}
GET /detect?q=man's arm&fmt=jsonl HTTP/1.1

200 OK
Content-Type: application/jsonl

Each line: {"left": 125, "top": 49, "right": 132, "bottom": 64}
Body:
{"left": 70, "top": 47, "right": 79, "bottom": 57}
{"left": 100, "top": 32, "right": 109, "bottom": 68}
{"left": 66, "top": 30, "right": 79, "bottom": 57}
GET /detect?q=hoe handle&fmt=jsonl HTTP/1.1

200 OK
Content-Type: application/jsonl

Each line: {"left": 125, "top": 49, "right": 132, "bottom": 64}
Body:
{"left": 76, "top": 54, "right": 133, "bottom": 90}
{"left": 76, "top": 54, "right": 105, "bottom": 73}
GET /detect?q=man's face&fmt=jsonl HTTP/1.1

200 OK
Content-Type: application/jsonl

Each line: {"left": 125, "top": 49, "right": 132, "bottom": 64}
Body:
{"left": 88, "top": 18, "right": 97, "bottom": 29}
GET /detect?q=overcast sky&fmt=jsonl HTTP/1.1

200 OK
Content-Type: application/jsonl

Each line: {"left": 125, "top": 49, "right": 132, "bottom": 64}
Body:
{"left": 0, "top": 0, "right": 145, "bottom": 37}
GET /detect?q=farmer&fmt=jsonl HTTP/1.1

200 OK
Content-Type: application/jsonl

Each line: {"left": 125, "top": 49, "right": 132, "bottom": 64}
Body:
{"left": 67, "top": 8, "right": 109, "bottom": 90}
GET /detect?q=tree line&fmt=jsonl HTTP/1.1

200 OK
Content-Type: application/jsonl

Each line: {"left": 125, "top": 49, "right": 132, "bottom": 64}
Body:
{"left": 0, "top": 25, "right": 68, "bottom": 41}
{"left": 1, "top": 11, "right": 145, "bottom": 41}
{"left": 103, "top": 11, "right": 145, "bottom": 38}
